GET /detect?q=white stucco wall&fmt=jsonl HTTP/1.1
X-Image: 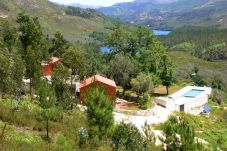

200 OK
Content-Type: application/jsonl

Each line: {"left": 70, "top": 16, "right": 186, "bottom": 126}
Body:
{"left": 155, "top": 86, "right": 212, "bottom": 115}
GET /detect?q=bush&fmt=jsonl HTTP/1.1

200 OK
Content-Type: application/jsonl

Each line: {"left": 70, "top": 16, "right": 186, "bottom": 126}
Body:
{"left": 78, "top": 127, "right": 89, "bottom": 148}
{"left": 0, "top": 102, "right": 12, "bottom": 122}
{"left": 56, "top": 134, "right": 70, "bottom": 151}
{"left": 139, "top": 99, "right": 148, "bottom": 109}
{"left": 112, "top": 122, "right": 147, "bottom": 151}
{"left": 211, "top": 89, "right": 227, "bottom": 104}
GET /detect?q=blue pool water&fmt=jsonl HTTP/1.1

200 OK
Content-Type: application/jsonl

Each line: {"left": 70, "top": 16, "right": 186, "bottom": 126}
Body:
{"left": 153, "top": 30, "right": 172, "bottom": 36}
{"left": 183, "top": 89, "right": 204, "bottom": 98}
{"left": 100, "top": 46, "right": 111, "bottom": 53}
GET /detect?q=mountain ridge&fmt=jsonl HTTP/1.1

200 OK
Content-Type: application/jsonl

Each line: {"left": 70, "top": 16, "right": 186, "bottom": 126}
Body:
{"left": 98, "top": 0, "right": 227, "bottom": 29}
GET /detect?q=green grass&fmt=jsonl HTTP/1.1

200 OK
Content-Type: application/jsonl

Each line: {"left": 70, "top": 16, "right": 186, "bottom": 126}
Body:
{"left": 0, "top": 98, "right": 88, "bottom": 150}
{"left": 172, "top": 106, "right": 227, "bottom": 150}
{"left": 120, "top": 106, "right": 141, "bottom": 111}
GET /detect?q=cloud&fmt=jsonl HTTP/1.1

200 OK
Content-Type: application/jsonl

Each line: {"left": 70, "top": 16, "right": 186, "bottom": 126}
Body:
{"left": 136, "top": 0, "right": 179, "bottom": 4}
{"left": 49, "top": 0, "right": 134, "bottom": 7}
{"left": 154, "top": 0, "right": 179, "bottom": 3}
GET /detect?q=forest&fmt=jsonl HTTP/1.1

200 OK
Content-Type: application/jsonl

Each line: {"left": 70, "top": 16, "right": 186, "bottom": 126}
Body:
{"left": 160, "top": 26, "right": 227, "bottom": 60}
{"left": 0, "top": 11, "right": 227, "bottom": 150}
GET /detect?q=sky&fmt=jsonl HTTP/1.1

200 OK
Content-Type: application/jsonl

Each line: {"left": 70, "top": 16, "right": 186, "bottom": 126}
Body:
{"left": 48, "top": 0, "right": 134, "bottom": 7}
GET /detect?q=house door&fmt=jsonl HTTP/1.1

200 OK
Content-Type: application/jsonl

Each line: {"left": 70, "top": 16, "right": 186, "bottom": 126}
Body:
{"left": 180, "top": 105, "right": 184, "bottom": 112}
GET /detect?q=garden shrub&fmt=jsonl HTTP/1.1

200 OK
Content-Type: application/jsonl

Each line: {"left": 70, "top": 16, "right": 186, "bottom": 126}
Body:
{"left": 112, "top": 122, "right": 147, "bottom": 151}
{"left": 56, "top": 134, "right": 70, "bottom": 151}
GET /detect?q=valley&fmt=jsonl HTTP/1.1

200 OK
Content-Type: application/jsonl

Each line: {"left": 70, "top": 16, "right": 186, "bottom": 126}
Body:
{"left": 98, "top": 0, "right": 227, "bottom": 29}
{"left": 0, "top": 0, "right": 227, "bottom": 150}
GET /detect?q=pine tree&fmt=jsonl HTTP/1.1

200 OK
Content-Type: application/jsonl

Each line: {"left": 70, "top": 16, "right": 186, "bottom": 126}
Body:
{"left": 86, "top": 86, "right": 114, "bottom": 140}
{"left": 159, "top": 55, "right": 174, "bottom": 95}
{"left": 50, "top": 32, "right": 69, "bottom": 57}
{"left": 52, "top": 63, "right": 73, "bottom": 109}
{"left": 37, "top": 80, "right": 57, "bottom": 140}
{"left": 17, "top": 13, "right": 47, "bottom": 97}
{"left": 2, "top": 22, "right": 16, "bottom": 53}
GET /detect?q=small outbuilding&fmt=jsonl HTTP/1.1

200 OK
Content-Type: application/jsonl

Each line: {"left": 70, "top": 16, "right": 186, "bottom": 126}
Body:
{"left": 155, "top": 86, "right": 212, "bottom": 115}
{"left": 41, "top": 57, "right": 60, "bottom": 76}
{"left": 80, "top": 75, "right": 116, "bottom": 103}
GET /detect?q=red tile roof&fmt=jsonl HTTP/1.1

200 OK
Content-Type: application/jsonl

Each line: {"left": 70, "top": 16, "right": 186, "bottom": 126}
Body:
{"left": 51, "top": 57, "right": 60, "bottom": 64}
{"left": 80, "top": 75, "right": 116, "bottom": 88}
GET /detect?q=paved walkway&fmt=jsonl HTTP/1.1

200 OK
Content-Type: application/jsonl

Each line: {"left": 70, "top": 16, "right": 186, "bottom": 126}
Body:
{"left": 114, "top": 105, "right": 171, "bottom": 131}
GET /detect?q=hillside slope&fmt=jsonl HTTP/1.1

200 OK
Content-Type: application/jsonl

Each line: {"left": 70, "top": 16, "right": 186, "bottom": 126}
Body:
{"left": 0, "top": 0, "right": 114, "bottom": 42}
{"left": 169, "top": 51, "right": 227, "bottom": 86}
{"left": 98, "top": 0, "right": 227, "bottom": 29}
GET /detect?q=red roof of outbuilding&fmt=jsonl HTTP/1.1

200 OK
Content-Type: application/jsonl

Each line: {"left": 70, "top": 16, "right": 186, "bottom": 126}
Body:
{"left": 51, "top": 57, "right": 60, "bottom": 64}
{"left": 80, "top": 75, "right": 116, "bottom": 88}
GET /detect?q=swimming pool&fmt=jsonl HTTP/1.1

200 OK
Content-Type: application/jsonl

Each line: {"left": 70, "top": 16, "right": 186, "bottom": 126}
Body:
{"left": 183, "top": 89, "right": 204, "bottom": 97}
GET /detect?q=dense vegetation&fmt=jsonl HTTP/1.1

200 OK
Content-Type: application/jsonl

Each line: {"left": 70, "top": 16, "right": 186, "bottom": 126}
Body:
{"left": 161, "top": 26, "right": 227, "bottom": 60}
{"left": 0, "top": 11, "right": 171, "bottom": 150}
{"left": 0, "top": 0, "right": 116, "bottom": 43}
{"left": 0, "top": 2, "right": 227, "bottom": 150}
{"left": 65, "top": 6, "right": 102, "bottom": 19}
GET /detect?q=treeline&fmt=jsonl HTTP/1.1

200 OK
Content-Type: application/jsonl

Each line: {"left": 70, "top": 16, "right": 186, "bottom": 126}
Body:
{"left": 104, "top": 24, "right": 175, "bottom": 97}
{"left": 160, "top": 26, "right": 227, "bottom": 60}
{"left": 0, "top": 12, "right": 105, "bottom": 100}
{"left": 65, "top": 6, "right": 102, "bottom": 19}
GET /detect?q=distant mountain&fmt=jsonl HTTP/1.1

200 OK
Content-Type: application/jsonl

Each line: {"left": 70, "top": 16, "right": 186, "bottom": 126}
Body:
{"left": 0, "top": 0, "right": 116, "bottom": 42}
{"left": 69, "top": 3, "right": 102, "bottom": 9}
{"left": 98, "top": 0, "right": 227, "bottom": 29}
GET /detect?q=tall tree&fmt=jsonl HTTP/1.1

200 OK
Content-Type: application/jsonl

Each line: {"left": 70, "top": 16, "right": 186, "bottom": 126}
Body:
{"left": 50, "top": 32, "right": 69, "bottom": 57}
{"left": 109, "top": 52, "right": 137, "bottom": 95}
{"left": 2, "top": 22, "right": 16, "bottom": 53}
{"left": 86, "top": 86, "right": 114, "bottom": 140}
{"left": 37, "top": 80, "right": 57, "bottom": 140}
{"left": 83, "top": 43, "right": 106, "bottom": 76}
{"left": 105, "top": 24, "right": 128, "bottom": 54}
{"left": 138, "top": 38, "right": 165, "bottom": 74}
{"left": 52, "top": 63, "right": 73, "bottom": 109}
{"left": 131, "top": 73, "right": 154, "bottom": 96}
{"left": 24, "top": 46, "right": 42, "bottom": 96}
{"left": 0, "top": 51, "right": 12, "bottom": 96}
{"left": 62, "top": 47, "right": 85, "bottom": 86}
{"left": 159, "top": 55, "right": 174, "bottom": 95}
{"left": 134, "top": 26, "right": 151, "bottom": 48}
{"left": 17, "top": 13, "right": 45, "bottom": 97}
{"left": 17, "top": 12, "right": 43, "bottom": 53}
{"left": 0, "top": 51, "right": 24, "bottom": 97}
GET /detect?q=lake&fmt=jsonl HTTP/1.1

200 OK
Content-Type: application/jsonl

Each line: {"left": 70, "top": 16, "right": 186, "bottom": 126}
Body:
{"left": 100, "top": 30, "right": 172, "bottom": 53}
{"left": 153, "top": 30, "right": 172, "bottom": 36}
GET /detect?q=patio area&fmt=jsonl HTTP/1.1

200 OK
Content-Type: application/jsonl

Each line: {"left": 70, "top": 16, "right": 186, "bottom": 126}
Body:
{"left": 114, "top": 105, "right": 171, "bottom": 131}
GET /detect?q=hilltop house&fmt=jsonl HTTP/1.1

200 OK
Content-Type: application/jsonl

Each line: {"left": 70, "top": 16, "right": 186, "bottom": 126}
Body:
{"left": 41, "top": 57, "right": 60, "bottom": 76}
{"left": 155, "top": 86, "right": 212, "bottom": 115}
{"left": 79, "top": 75, "right": 116, "bottom": 103}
